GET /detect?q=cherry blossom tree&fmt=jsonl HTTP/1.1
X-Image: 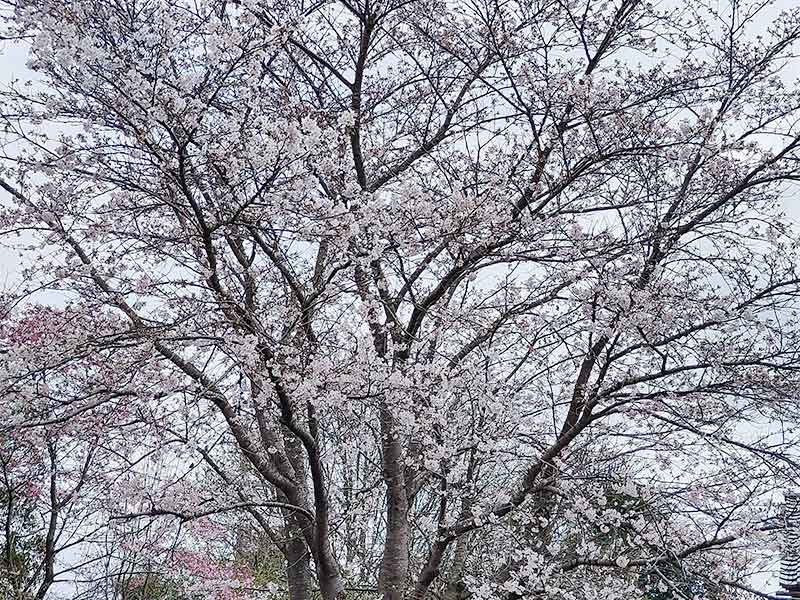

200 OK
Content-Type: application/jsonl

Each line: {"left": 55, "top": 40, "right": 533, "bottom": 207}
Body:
{"left": 2, "top": 0, "right": 800, "bottom": 598}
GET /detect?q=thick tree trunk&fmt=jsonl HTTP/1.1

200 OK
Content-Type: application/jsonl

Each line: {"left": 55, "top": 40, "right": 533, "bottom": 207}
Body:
{"left": 378, "top": 406, "right": 409, "bottom": 600}
{"left": 283, "top": 507, "right": 313, "bottom": 600}
{"left": 280, "top": 422, "right": 344, "bottom": 600}
{"left": 282, "top": 432, "right": 313, "bottom": 600}
{"left": 444, "top": 534, "right": 470, "bottom": 600}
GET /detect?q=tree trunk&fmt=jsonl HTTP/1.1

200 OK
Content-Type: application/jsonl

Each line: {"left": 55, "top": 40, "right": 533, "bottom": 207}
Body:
{"left": 283, "top": 433, "right": 313, "bottom": 600}
{"left": 378, "top": 406, "right": 409, "bottom": 600}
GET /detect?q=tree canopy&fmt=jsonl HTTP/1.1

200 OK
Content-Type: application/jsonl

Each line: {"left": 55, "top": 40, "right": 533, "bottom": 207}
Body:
{"left": 1, "top": 0, "right": 800, "bottom": 598}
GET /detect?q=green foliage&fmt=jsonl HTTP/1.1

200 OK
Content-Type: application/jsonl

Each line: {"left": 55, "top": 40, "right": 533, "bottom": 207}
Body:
{"left": 592, "top": 488, "right": 650, "bottom": 547}
{"left": 563, "top": 481, "right": 719, "bottom": 600}
{"left": 0, "top": 488, "right": 44, "bottom": 598}
{"left": 234, "top": 531, "right": 292, "bottom": 600}
{"left": 637, "top": 557, "right": 720, "bottom": 600}
{"left": 247, "top": 550, "right": 286, "bottom": 591}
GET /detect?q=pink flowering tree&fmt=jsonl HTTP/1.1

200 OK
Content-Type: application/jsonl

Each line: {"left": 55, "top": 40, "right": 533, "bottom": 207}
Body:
{"left": 0, "top": 306, "right": 130, "bottom": 599}
{"left": 2, "top": 0, "right": 800, "bottom": 598}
